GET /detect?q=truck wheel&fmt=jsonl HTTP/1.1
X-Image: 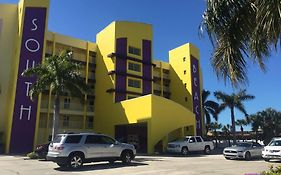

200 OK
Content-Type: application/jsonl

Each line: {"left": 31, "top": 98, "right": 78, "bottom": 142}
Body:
{"left": 181, "top": 147, "right": 188, "bottom": 155}
{"left": 204, "top": 146, "right": 211, "bottom": 154}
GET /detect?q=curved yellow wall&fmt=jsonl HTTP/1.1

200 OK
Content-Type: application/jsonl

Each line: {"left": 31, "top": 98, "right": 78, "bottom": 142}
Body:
{"left": 95, "top": 94, "right": 195, "bottom": 154}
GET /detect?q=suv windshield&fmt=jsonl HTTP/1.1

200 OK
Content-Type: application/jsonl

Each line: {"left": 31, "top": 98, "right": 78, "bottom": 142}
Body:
{"left": 269, "top": 140, "right": 281, "bottom": 146}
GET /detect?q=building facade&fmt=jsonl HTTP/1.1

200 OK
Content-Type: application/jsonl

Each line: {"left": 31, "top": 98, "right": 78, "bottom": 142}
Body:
{"left": 0, "top": 0, "right": 203, "bottom": 154}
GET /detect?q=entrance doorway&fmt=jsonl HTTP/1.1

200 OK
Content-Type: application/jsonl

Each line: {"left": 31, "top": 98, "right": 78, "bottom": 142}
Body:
{"left": 115, "top": 123, "right": 147, "bottom": 153}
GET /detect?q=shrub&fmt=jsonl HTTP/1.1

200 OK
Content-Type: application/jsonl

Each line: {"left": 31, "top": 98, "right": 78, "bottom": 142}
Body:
{"left": 26, "top": 152, "right": 39, "bottom": 159}
{"left": 261, "top": 165, "right": 281, "bottom": 175}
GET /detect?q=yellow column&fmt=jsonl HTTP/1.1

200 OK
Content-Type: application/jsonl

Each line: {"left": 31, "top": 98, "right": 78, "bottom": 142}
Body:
{"left": 160, "top": 62, "right": 164, "bottom": 97}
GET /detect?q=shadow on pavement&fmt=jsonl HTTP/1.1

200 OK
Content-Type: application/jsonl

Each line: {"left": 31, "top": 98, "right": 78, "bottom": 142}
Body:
{"left": 55, "top": 161, "right": 148, "bottom": 172}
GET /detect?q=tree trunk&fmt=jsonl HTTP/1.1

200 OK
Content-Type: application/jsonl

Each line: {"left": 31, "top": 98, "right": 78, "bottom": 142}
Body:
{"left": 215, "top": 129, "right": 218, "bottom": 148}
{"left": 231, "top": 107, "right": 236, "bottom": 144}
{"left": 52, "top": 95, "right": 60, "bottom": 141}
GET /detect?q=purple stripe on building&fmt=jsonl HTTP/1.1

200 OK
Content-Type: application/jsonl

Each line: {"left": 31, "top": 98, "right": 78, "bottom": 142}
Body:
{"left": 115, "top": 38, "right": 127, "bottom": 102}
{"left": 190, "top": 56, "right": 202, "bottom": 136}
{"left": 142, "top": 40, "right": 152, "bottom": 95}
{"left": 10, "top": 7, "right": 47, "bottom": 153}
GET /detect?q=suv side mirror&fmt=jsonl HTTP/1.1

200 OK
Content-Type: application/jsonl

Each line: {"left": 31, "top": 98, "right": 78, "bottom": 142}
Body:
{"left": 114, "top": 141, "right": 119, "bottom": 145}
{"left": 189, "top": 140, "right": 194, "bottom": 143}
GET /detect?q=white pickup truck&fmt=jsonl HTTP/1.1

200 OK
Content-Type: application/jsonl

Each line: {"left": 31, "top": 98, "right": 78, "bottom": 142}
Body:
{"left": 167, "top": 136, "right": 214, "bottom": 155}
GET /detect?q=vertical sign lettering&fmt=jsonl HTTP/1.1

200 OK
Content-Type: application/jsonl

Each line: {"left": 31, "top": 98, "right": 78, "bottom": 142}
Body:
{"left": 10, "top": 7, "right": 46, "bottom": 153}
{"left": 191, "top": 56, "right": 202, "bottom": 136}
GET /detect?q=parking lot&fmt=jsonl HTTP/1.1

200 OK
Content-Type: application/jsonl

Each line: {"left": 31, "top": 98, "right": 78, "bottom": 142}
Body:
{"left": 0, "top": 154, "right": 279, "bottom": 175}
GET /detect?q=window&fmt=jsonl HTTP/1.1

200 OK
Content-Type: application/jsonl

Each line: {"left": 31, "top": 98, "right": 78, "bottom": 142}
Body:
{"left": 64, "top": 98, "right": 70, "bottom": 109}
{"left": 128, "top": 46, "right": 141, "bottom": 56}
{"left": 195, "top": 137, "right": 202, "bottom": 142}
{"left": 85, "top": 135, "right": 115, "bottom": 144}
{"left": 63, "top": 115, "right": 69, "bottom": 127}
{"left": 185, "top": 97, "right": 188, "bottom": 102}
{"left": 65, "top": 135, "right": 82, "bottom": 144}
{"left": 128, "top": 79, "right": 141, "bottom": 88}
{"left": 53, "top": 135, "right": 64, "bottom": 143}
{"left": 88, "top": 99, "right": 94, "bottom": 112}
{"left": 87, "top": 116, "right": 93, "bottom": 128}
{"left": 184, "top": 70, "right": 187, "bottom": 75}
{"left": 85, "top": 135, "right": 100, "bottom": 144}
{"left": 100, "top": 136, "right": 116, "bottom": 144}
{"left": 128, "top": 95, "right": 137, "bottom": 100}
{"left": 183, "top": 57, "right": 186, "bottom": 62}
{"left": 189, "top": 137, "right": 196, "bottom": 143}
{"left": 128, "top": 62, "right": 141, "bottom": 72}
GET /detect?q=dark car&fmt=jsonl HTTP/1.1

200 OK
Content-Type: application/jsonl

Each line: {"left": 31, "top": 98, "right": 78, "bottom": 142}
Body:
{"left": 35, "top": 143, "right": 50, "bottom": 159}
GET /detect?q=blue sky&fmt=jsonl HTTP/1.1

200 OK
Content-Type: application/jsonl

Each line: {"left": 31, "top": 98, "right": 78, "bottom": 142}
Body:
{"left": 1, "top": 0, "right": 280, "bottom": 130}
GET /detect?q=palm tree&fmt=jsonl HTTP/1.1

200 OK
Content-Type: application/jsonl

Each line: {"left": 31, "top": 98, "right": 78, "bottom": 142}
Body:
{"left": 235, "top": 119, "right": 248, "bottom": 141}
{"left": 201, "top": 0, "right": 281, "bottom": 86}
{"left": 202, "top": 90, "right": 219, "bottom": 133}
{"left": 249, "top": 108, "right": 281, "bottom": 145}
{"left": 222, "top": 124, "right": 231, "bottom": 147}
{"left": 22, "top": 50, "right": 90, "bottom": 141}
{"left": 214, "top": 90, "right": 254, "bottom": 143}
{"left": 210, "top": 121, "right": 222, "bottom": 148}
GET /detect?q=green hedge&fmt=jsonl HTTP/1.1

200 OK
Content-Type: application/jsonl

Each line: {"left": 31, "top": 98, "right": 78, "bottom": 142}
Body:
{"left": 262, "top": 165, "right": 281, "bottom": 175}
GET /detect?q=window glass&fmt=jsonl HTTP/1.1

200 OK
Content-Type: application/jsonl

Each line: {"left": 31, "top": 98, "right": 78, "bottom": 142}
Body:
{"left": 195, "top": 137, "right": 202, "bottom": 142}
{"left": 101, "top": 136, "right": 116, "bottom": 144}
{"left": 63, "top": 115, "right": 69, "bottom": 127}
{"left": 53, "top": 135, "right": 64, "bottom": 143}
{"left": 85, "top": 135, "right": 101, "bottom": 144}
{"left": 87, "top": 116, "right": 94, "bottom": 128}
{"left": 253, "top": 142, "right": 261, "bottom": 147}
{"left": 128, "top": 96, "right": 136, "bottom": 99}
{"left": 189, "top": 137, "right": 196, "bottom": 143}
{"left": 128, "top": 46, "right": 141, "bottom": 56}
{"left": 64, "top": 98, "right": 70, "bottom": 109}
{"left": 64, "top": 135, "right": 82, "bottom": 144}
{"left": 128, "top": 79, "right": 141, "bottom": 88}
{"left": 128, "top": 62, "right": 141, "bottom": 72}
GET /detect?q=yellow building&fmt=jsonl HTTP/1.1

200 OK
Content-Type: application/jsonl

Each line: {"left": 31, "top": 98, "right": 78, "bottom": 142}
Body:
{"left": 0, "top": 0, "right": 203, "bottom": 154}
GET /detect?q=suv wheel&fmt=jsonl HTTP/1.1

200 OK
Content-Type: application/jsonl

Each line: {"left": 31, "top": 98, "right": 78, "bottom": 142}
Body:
{"left": 121, "top": 151, "right": 132, "bottom": 165}
{"left": 68, "top": 154, "right": 84, "bottom": 169}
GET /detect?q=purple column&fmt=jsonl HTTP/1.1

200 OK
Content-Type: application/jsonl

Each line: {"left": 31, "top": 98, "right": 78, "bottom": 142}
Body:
{"left": 190, "top": 56, "right": 202, "bottom": 136}
{"left": 10, "top": 7, "right": 47, "bottom": 153}
{"left": 115, "top": 38, "right": 127, "bottom": 102}
{"left": 142, "top": 40, "right": 152, "bottom": 95}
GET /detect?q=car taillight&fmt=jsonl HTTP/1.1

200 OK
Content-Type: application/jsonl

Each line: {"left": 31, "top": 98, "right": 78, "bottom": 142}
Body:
{"left": 54, "top": 146, "right": 64, "bottom": 151}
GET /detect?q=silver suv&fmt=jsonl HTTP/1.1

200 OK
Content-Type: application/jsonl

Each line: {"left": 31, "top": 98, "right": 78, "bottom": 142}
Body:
{"left": 46, "top": 133, "right": 136, "bottom": 169}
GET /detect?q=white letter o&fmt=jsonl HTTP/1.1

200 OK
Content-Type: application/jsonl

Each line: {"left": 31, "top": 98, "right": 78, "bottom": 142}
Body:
{"left": 25, "top": 38, "right": 40, "bottom": 52}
